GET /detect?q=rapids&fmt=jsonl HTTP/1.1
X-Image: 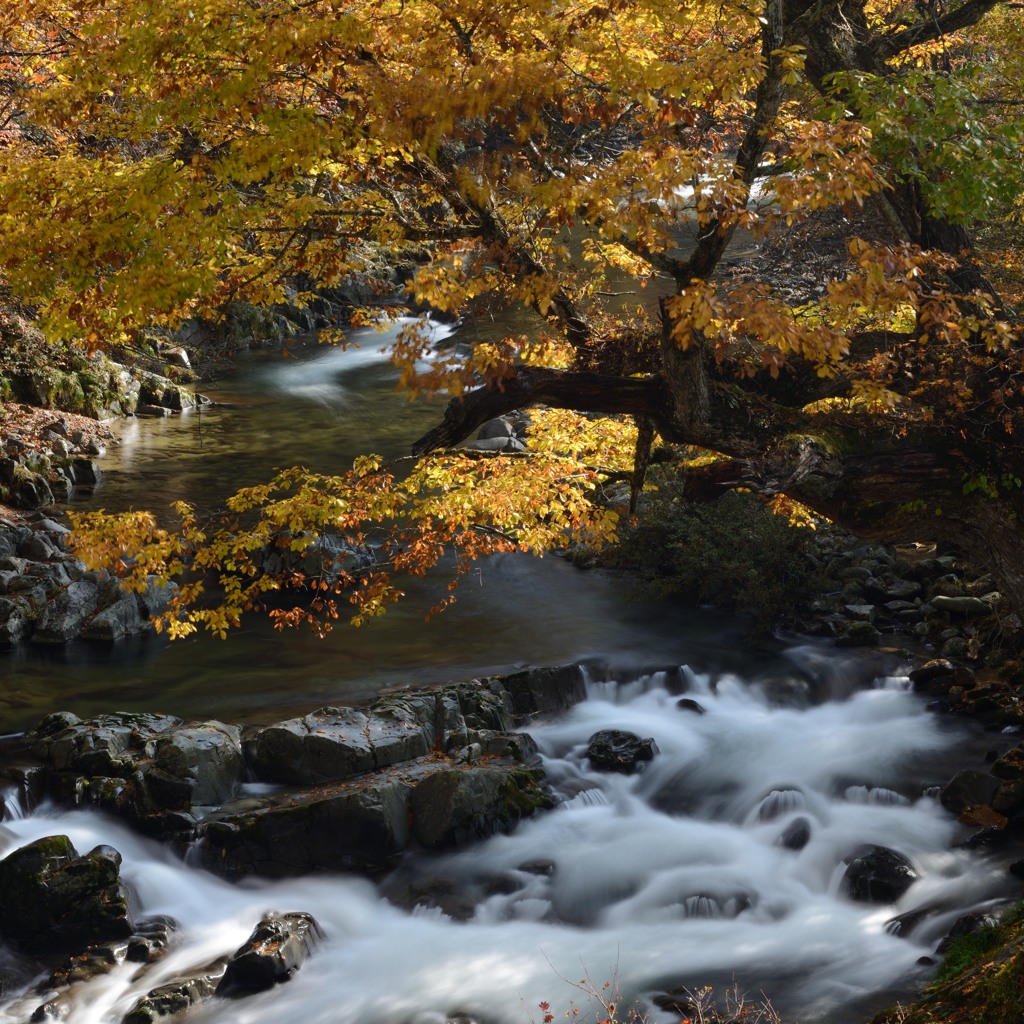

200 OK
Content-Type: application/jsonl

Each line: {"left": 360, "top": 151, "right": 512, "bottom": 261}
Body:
{"left": 0, "top": 660, "right": 1014, "bottom": 1024}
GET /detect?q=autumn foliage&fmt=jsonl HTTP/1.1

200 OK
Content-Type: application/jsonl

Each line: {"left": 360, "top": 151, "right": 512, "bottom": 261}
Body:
{"left": 2, "top": 0, "right": 1023, "bottom": 632}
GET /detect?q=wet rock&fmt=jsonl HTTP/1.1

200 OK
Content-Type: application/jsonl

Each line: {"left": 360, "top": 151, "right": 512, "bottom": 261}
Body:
{"left": 940, "top": 769, "right": 1003, "bottom": 815}
{"left": 778, "top": 816, "right": 812, "bottom": 851}
{"left": 931, "top": 595, "right": 995, "bottom": 615}
{"left": 410, "top": 765, "right": 553, "bottom": 849}
{"left": 153, "top": 723, "right": 243, "bottom": 805}
{"left": 28, "top": 711, "right": 182, "bottom": 776}
{"left": 246, "top": 702, "right": 437, "bottom": 785}
{"left": 217, "top": 912, "right": 323, "bottom": 995}
{"left": 585, "top": 729, "right": 658, "bottom": 774}
{"left": 496, "top": 664, "right": 587, "bottom": 720}
{"left": 676, "top": 698, "right": 706, "bottom": 714}
{"left": 0, "top": 836, "right": 133, "bottom": 955}
{"left": 196, "top": 777, "right": 414, "bottom": 878}
{"left": 844, "top": 845, "right": 918, "bottom": 903}
{"left": 81, "top": 592, "right": 144, "bottom": 640}
{"left": 122, "top": 958, "right": 229, "bottom": 1024}
{"left": 0, "top": 595, "right": 33, "bottom": 642}
{"left": 935, "top": 910, "right": 1002, "bottom": 955}
{"left": 909, "top": 659, "right": 975, "bottom": 696}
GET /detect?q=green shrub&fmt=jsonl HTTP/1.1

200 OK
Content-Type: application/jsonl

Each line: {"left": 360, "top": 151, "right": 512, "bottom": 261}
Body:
{"left": 612, "top": 489, "right": 823, "bottom": 630}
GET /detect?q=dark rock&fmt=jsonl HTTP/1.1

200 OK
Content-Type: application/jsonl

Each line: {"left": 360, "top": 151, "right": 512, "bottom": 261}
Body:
{"left": 0, "top": 595, "right": 34, "bottom": 642}
{"left": 990, "top": 746, "right": 1024, "bottom": 782}
{"left": 844, "top": 846, "right": 918, "bottom": 903}
{"left": 28, "top": 711, "right": 182, "bottom": 776}
{"left": 246, "top": 702, "right": 436, "bottom": 785}
{"left": 410, "top": 765, "right": 553, "bottom": 849}
{"left": 195, "top": 778, "right": 414, "bottom": 878}
{"left": 0, "top": 836, "right": 133, "bottom": 955}
{"left": 931, "top": 595, "right": 994, "bottom": 615}
{"left": 122, "top": 958, "right": 228, "bottom": 1024}
{"left": 585, "top": 730, "right": 658, "bottom": 774}
{"left": 496, "top": 664, "right": 587, "bottom": 720}
{"left": 909, "top": 659, "right": 975, "bottom": 696}
{"left": 778, "top": 816, "right": 812, "bottom": 850}
{"left": 153, "top": 722, "right": 243, "bottom": 805}
{"left": 940, "top": 769, "right": 1003, "bottom": 815}
{"left": 82, "top": 593, "right": 144, "bottom": 640}
{"left": 217, "top": 912, "right": 323, "bottom": 995}
{"left": 676, "top": 698, "right": 706, "bottom": 715}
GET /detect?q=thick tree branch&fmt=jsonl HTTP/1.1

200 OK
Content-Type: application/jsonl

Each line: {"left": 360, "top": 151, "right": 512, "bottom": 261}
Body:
{"left": 411, "top": 367, "right": 670, "bottom": 454}
{"left": 878, "top": 0, "right": 1006, "bottom": 59}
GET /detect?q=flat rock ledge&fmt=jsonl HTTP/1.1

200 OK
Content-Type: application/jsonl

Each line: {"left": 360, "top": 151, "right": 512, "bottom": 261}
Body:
{"left": 1, "top": 665, "right": 591, "bottom": 882}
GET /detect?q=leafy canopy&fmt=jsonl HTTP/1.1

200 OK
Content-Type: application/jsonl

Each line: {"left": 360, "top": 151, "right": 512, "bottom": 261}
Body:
{"left": 2, "top": 0, "right": 1022, "bottom": 632}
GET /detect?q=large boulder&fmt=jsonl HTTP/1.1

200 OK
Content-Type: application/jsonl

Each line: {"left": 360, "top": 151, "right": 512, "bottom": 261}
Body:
{"left": 246, "top": 685, "right": 517, "bottom": 786}
{"left": 844, "top": 846, "right": 918, "bottom": 903}
{"left": 246, "top": 702, "right": 437, "bottom": 785}
{"left": 217, "top": 912, "right": 323, "bottom": 995}
{"left": 410, "top": 765, "right": 553, "bottom": 849}
{"left": 26, "top": 712, "right": 244, "bottom": 826}
{"left": 152, "top": 723, "right": 243, "bottom": 806}
{"left": 496, "top": 664, "right": 587, "bottom": 720}
{"left": 195, "top": 777, "right": 414, "bottom": 878}
{"left": 32, "top": 580, "right": 100, "bottom": 642}
{"left": 585, "top": 730, "right": 658, "bottom": 774}
{"left": 0, "top": 836, "right": 133, "bottom": 955}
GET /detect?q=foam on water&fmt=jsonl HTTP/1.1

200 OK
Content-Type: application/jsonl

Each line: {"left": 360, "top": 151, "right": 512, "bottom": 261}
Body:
{"left": 0, "top": 661, "right": 1011, "bottom": 1024}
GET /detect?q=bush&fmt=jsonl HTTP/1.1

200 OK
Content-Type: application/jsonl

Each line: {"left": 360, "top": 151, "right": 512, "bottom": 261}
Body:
{"left": 612, "top": 489, "right": 823, "bottom": 630}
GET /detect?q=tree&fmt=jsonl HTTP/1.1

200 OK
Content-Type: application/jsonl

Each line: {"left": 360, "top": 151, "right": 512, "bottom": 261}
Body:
{"left": 1, "top": 0, "right": 1022, "bottom": 635}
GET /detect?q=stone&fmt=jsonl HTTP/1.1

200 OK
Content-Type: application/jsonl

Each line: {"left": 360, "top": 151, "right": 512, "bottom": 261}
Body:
{"left": 82, "top": 592, "right": 145, "bottom": 640}
{"left": 217, "top": 912, "right": 323, "bottom": 995}
{"left": 0, "top": 836, "right": 133, "bottom": 955}
{"left": 0, "top": 596, "right": 34, "bottom": 643}
{"left": 477, "top": 417, "right": 514, "bottom": 440}
{"left": 778, "top": 816, "right": 812, "bottom": 851}
{"left": 931, "top": 595, "right": 994, "bottom": 615}
{"left": 153, "top": 722, "right": 243, "bottom": 805}
{"left": 122, "top": 959, "right": 228, "bottom": 1024}
{"left": 32, "top": 580, "right": 100, "bottom": 643}
{"left": 676, "top": 698, "right": 706, "bottom": 714}
{"left": 585, "top": 729, "right": 658, "bottom": 774}
{"left": 844, "top": 846, "right": 918, "bottom": 903}
{"left": 196, "top": 777, "right": 414, "bottom": 878}
{"left": 409, "top": 765, "right": 553, "bottom": 849}
{"left": 246, "top": 702, "right": 436, "bottom": 785}
{"left": 940, "top": 769, "right": 1003, "bottom": 815}
{"left": 28, "top": 711, "right": 182, "bottom": 775}
{"left": 70, "top": 458, "right": 101, "bottom": 485}
{"left": 497, "top": 664, "right": 587, "bottom": 719}
{"left": 909, "top": 659, "right": 975, "bottom": 696}
{"left": 137, "top": 576, "right": 177, "bottom": 620}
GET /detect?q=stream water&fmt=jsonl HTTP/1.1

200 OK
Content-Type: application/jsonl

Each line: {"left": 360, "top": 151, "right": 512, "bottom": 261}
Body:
{"left": 0, "top": 318, "right": 1017, "bottom": 1024}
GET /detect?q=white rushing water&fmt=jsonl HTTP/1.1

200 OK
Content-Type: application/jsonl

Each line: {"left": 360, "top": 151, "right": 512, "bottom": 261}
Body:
{"left": 0, "top": 656, "right": 1010, "bottom": 1024}
{"left": 263, "top": 316, "right": 461, "bottom": 403}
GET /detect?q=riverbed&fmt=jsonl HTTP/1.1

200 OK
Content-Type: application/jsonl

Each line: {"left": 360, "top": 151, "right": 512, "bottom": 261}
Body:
{"left": 0, "top": 323, "right": 1017, "bottom": 1024}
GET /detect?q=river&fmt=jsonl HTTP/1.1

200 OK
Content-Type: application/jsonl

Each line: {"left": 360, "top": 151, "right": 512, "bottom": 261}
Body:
{"left": 0, "top": 319, "right": 1017, "bottom": 1024}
